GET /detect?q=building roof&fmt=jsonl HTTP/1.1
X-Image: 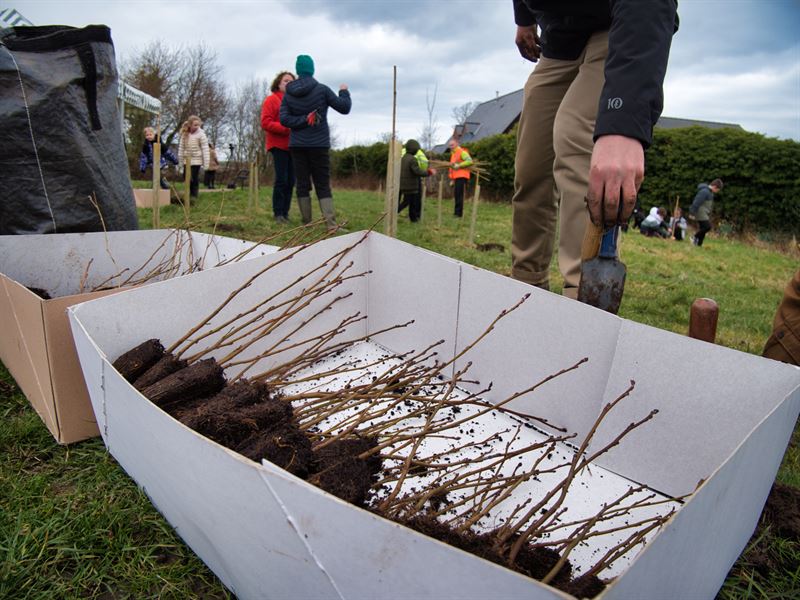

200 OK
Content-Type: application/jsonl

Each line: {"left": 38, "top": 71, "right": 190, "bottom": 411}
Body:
{"left": 433, "top": 88, "right": 743, "bottom": 153}
{"left": 655, "top": 116, "right": 744, "bottom": 131}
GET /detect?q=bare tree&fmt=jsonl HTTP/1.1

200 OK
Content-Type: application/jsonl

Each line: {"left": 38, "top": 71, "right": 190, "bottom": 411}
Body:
{"left": 124, "top": 41, "right": 229, "bottom": 151}
{"left": 419, "top": 84, "right": 439, "bottom": 151}
{"left": 452, "top": 101, "right": 480, "bottom": 127}
{"left": 227, "top": 78, "right": 270, "bottom": 164}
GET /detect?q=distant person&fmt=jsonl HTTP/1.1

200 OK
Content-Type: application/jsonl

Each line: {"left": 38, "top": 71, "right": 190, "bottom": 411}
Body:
{"left": 689, "top": 178, "right": 723, "bottom": 246}
{"left": 280, "top": 55, "right": 351, "bottom": 232}
{"left": 639, "top": 206, "right": 669, "bottom": 238}
{"left": 177, "top": 115, "right": 210, "bottom": 201}
{"left": 510, "top": 1, "right": 678, "bottom": 299}
{"left": 204, "top": 143, "right": 220, "bottom": 189}
{"left": 261, "top": 70, "right": 296, "bottom": 224}
{"left": 763, "top": 268, "right": 800, "bottom": 365}
{"left": 398, "top": 139, "right": 433, "bottom": 223}
{"left": 668, "top": 206, "right": 687, "bottom": 240}
{"left": 447, "top": 138, "right": 473, "bottom": 217}
{"left": 139, "top": 126, "right": 178, "bottom": 190}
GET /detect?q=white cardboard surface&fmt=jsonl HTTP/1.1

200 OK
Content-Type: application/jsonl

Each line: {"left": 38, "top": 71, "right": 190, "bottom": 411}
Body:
{"left": 67, "top": 231, "right": 800, "bottom": 598}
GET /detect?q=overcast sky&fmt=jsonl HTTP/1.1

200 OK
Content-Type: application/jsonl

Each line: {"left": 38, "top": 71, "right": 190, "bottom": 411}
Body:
{"left": 11, "top": 0, "right": 800, "bottom": 145}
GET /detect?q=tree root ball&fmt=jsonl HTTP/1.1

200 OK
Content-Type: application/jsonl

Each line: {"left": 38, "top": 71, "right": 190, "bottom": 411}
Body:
{"left": 133, "top": 353, "right": 188, "bottom": 390}
{"left": 236, "top": 422, "right": 314, "bottom": 478}
{"left": 309, "top": 437, "right": 382, "bottom": 506}
{"left": 113, "top": 339, "right": 164, "bottom": 382}
{"left": 141, "top": 358, "right": 225, "bottom": 409}
{"left": 180, "top": 381, "right": 291, "bottom": 448}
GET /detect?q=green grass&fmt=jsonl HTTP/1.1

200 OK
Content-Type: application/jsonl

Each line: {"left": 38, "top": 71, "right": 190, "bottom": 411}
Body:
{"left": 2, "top": 183, "right": 798, "bottom": 598}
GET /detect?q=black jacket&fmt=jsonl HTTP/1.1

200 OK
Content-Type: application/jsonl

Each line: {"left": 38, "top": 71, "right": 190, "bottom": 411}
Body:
{"left": 279, "top": 76, "right": 351, "bottom": 148}
{"left": 513, "top": 0, "right": 679, "bottom": 148}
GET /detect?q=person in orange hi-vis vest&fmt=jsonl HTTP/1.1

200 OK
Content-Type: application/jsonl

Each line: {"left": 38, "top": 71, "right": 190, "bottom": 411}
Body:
{"left": 447, "top": 138, "right": 473, "bottom": 217}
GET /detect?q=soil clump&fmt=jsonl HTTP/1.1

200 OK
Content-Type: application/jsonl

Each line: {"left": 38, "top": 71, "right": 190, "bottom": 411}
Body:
{"left": 309, "top": 437, "right": 382, "bottom": 505}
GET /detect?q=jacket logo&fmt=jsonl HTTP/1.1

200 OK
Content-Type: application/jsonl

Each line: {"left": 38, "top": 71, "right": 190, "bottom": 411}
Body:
{"left": 608, "top": 97, "right": 623, "bottom": 110}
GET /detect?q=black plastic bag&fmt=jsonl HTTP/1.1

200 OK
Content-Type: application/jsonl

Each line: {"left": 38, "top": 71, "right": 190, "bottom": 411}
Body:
{"left": 0, "top": 25, "right": 138, "bottom": 234}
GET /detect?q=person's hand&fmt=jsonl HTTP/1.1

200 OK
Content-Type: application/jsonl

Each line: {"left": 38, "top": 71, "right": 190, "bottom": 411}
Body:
{"left": 586, "top": 135, "right": 644, "bottom": 227}
{"left": 515, "top": 25, "right": 541, "bottom": 62}
{"left": 427, "top": 168, "right": 435, "bottom": 176}
{"left": 339, "top": 84, "right": 348, "bottom": 91}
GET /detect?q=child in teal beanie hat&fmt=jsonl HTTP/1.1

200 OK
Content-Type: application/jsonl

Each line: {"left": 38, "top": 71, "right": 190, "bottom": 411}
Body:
{"left": 296, "top": 55, "right": 314, "bottom": 77}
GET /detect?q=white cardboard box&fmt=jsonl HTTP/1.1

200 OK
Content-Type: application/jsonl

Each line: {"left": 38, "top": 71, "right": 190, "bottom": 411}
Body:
{"left": 0, "top": 229, "right": 276, "bottom": 443}
{"left": 67, "top": 232, "right": 800, "bottom": 599}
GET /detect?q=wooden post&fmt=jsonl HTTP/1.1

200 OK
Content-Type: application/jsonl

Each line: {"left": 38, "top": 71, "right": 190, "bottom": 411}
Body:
{"left": 254, "top": 155, "right": 260, "bottom": 211}
{"left": 419, "top": 177, "right": 427, "bottom": 223}
{"left": 384, "top": 66, "right": 399, "bottom": 237}
{"left": 468, "top": 174, "right": 481, "bottom": 245}
{"left": 247, "top": 160, "right": 254, "bottom": 212}
{"left": 437, "top": 176, "right": 443, "bottom": 230}
{"left": 183, "top": 158, "right": 191, "bottom": 222}
{"left": 152, "top": 137, "right": 161, "bottom": 229}
{"left": 689, "top": 298, "right": 719, "bottom": 343}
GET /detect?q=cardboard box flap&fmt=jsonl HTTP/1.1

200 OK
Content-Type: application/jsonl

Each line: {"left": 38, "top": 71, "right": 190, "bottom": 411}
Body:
{"left": 601, "top": 384, "right": 800, "bottom": 599}
{"left": 594, "top": 319, "right": 800, "bottom": 495}
{"left": 0, "top": 275, "right": 57, "bottom": 435}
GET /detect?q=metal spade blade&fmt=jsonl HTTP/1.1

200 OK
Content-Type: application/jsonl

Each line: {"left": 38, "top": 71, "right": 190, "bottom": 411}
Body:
{"left": 577, "top": 225, "right": 626, "bottom": 314}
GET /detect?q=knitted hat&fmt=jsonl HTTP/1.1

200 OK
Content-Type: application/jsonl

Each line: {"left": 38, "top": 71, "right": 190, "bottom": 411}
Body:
{"left": 296, "top": 55, "right": 314, "bottom": 77}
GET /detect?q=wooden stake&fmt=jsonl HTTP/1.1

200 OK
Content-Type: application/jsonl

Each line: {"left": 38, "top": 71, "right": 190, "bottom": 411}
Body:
{"left": 152, "top": 140, "right": 161, "bottom": 229}
{"left": 183, "top": 158, "right": 191, "bottom": 222}
{"left": 384, "top": 66, "right": 398, "bottom": 237}
{"left": 247, "top": 160, "right": 254, "bottom": 212}
{"left": 254, "top": 155, "right": 260, "bottom": 211}
{"left": 437, "top": 176, "right": 443, "bottom": 230}
{"left": 419, "top": 177, "right": 427, "bottom": 223}
{"left": 468, "top": 174, "right": 481, "bottom": 245}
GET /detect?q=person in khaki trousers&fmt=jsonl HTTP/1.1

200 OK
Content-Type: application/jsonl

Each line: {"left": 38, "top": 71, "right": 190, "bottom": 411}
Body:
{"left": 510, "top": 1, "right": 678, "bottom": 299}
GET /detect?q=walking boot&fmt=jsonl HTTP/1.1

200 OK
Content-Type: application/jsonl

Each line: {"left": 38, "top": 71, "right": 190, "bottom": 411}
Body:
{"left": 319, "top": 197, "right": 339, "bottom": 232}
{"left": 298, "top": 197, "right": 312, "bottom": 224}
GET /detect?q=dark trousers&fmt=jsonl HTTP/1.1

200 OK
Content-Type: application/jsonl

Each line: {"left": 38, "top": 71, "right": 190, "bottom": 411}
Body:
{"left": 190, "top": 165, "right": 201, "bottom": 198}
{"left": 291, "top": 147, "right": 331, "bottom": 199}
{"left": 270, "top": 148, "right": 295, "bottom": 218}
{"left": 453, "top": 177, "right": 467, "bottom": 216}
{"left": 203, "top": 169, "right": 216, "bottom": 189}
{"left": 398, "top": 191, "right": 421, "bottom": 222}
{"left": 695, "top": 220, "right": 712, "bottom": 246}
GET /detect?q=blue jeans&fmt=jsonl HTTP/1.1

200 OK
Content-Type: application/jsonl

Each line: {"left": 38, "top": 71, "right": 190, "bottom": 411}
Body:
{"left": 270, "top": 148, "right": 295, "bottom": 218}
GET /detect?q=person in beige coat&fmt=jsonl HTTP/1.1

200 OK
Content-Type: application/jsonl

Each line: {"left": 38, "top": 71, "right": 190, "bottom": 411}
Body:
{"left": 177, "top": 115, "right": 210, "bottom": 199}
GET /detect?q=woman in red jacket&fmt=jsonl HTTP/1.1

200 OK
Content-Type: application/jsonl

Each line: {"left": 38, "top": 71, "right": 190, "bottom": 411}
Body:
{"left": 261, "top": 71, "right": 296, "bottom": 224}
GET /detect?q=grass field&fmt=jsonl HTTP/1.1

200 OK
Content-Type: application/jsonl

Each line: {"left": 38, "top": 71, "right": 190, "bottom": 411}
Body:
{"left": 2, "top": 183, "right": 798, "bottom": 598}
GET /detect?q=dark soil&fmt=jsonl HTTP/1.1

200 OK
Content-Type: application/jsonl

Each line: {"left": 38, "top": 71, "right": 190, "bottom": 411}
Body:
{"left": 180, "top": 381, "right": 291, "bottom": 448}
{"left": 113, "top": 339, "right": 165, "bottom": 382}
{"left": 26, "top": 286, "right": 52, "bottom": 299}
{"left": 727, "top": 481, "right": 800, "bottom": 585}
{"left": 133, "top": 353, "right": 188, "bottom": 390}
{"left": 309, "top": 437, "right": 383, "bottom": 506}
{"left": 761, "top": 481, "right": 800, "bottom": 540}
{"left": 402, "top": 516, "right": 586, "bottom": 594}
{"left": 141, "top": 358, "right": 225, "bottom": 410}
{"left": 237, "top": 423, "right": 314, "bottom": 477}
{"left": 475, "top": 242, "right": 506, "bottom": 253}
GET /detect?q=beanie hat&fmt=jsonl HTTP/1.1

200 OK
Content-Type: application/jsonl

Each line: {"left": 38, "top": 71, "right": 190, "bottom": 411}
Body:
{"left": 296, "top": 55, "right": 314, "bottom": 77}
{"left": 405, "top": 139, "right": 421, "bottom": 154}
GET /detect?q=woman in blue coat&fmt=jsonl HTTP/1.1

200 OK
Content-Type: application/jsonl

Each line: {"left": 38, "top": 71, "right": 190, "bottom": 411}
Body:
{"left": 279, "top": 55, "right": 351, "bottom": 231}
